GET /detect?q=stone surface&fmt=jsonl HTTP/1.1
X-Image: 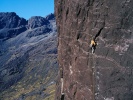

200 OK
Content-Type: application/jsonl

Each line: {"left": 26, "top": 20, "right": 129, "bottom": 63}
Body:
{"left": 55, "top": 0, "right": 133, "bottom": 100}
{"left": 28, "top": 16, "right": 50, "bottom": 29}
{"left": 46, "top": 13, "right": 55, "bottom": 20}
{"left": 0, "top": 12, "right": 27, "bottom": 29}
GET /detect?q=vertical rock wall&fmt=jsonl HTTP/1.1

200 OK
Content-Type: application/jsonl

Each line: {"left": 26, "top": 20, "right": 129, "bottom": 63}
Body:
{"left": 55, "top": 0, "right": 133, "bottom": 100}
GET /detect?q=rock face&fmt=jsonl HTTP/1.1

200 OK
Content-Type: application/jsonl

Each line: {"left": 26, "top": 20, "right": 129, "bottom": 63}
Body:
{"left": 55, "top": 0, "right": 133, "bottom": 100}
{"left": 0, "top": 12, "right": 27, "bottom": 29}
{"left": 46, "top": 13, "right": 55, "bottom": 20}
{"left": 0, "top": 12, "right": 27, "bottom": 40}
{"left": 0, "top": 13, "right": 58, "bottom": 100}
{"left": 28, "top": 16, "right": 50, "bottom": 29}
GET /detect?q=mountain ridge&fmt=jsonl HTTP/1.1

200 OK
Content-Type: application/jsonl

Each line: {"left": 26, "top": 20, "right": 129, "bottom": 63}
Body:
{"left": 0, "top": 12, "right": 56, "bottom": 40}
{"left": 0, "top": 12, "right": 58, "bottom": 100}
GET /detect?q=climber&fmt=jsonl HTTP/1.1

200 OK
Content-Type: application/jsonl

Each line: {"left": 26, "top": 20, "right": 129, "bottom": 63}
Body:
{"left": 90, "top": 39, "right": 96, "bottom": 54}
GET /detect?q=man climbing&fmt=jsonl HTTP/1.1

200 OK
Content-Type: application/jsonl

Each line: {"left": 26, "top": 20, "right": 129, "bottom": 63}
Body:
{"left": 90, "top": 39, "right": 96, "bottom": 54}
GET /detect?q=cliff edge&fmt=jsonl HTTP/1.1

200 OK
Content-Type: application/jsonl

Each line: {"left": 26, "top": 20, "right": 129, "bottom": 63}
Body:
{"left": 55, "top": 0, "right": 133, "bottom": 100}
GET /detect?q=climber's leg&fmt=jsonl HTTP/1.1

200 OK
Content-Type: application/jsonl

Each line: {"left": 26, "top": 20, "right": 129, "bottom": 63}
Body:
{"left": 92, "top": 47, "right": 94, "bottom": 54}
{"left": 61, "top": 93, "right": 65, "bottom": 100}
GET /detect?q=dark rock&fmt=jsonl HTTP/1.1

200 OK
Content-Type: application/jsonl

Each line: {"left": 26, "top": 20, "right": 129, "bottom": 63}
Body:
{"left": 28, "top": 16, "right": 50, "bottom": 29}
{"left": 0, "top": 12, "right": 27, "bottom": 40}
{"left": 46, "top": 48, "right": 57, "bottom": 54}
{"left": 0, "top": 26, "right": 27, "bottom": 40}
{"left": 0, "top": 12, "right": 27, "bottom": 29}
{"left": 46, "top": 13, "right": 55, "bottom": 20}
{"left": 26, "top": 25, "right": 52, "bottom": 38}
{"left": 55, "top": 0, "right": 133, "bottom": 100}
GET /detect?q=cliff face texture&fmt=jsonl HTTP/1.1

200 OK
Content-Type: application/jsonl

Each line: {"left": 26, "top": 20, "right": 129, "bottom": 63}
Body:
{"left": 55, "top": 0, "right": 133, "bottom": 100}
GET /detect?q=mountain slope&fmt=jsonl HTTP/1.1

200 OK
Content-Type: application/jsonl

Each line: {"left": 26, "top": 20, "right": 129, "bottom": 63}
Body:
{"left": 0, "top": 12, "right": 58, "bottom": 100}
{"left": 55, "top": 0, "right": 133, "bottom": 100}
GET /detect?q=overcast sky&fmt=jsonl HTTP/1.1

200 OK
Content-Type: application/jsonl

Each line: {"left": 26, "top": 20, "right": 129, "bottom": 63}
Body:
{"left": 0, "top": 0, "right": 54, "bottom": 19}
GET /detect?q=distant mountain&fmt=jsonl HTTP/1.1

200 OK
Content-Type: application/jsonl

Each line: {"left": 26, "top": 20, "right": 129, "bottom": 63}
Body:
{"left": 28, "top": 16, "right": 50, "bottom": 29}
{"left": 0, "top": 12, "right": 27, "bottom": 29}
{"left": 0, "top": 12, "right": 58, "bottom": 100}
{"left": 46, "top": 13, "right": 55, "bottom": 20}
{"left": 0, "top": 12, "right": 27, "bottom": 40}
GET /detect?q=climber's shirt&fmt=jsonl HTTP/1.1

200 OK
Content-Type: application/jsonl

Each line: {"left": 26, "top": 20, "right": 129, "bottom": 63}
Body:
{"left": 91, "top": 40, "right": 96, "bottom": 46}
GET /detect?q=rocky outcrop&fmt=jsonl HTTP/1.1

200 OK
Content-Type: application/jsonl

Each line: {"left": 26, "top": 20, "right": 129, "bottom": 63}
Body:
{"left": 0, "top": 12, "right": 27, "bottom": 40}
{"left": 0, "top": 26, "right": 27, "bottom": 40}
{"left": 0, "top": 12, "right": 27, "bottom": 29}
{"left": 55, "top": 0, "right": 133, "bottom": 100}
{"left": 28, "top": 16, "right": 50, "bottom": 29}
{"left": 46, "top": 13, "right": 55, "bottom": 20}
